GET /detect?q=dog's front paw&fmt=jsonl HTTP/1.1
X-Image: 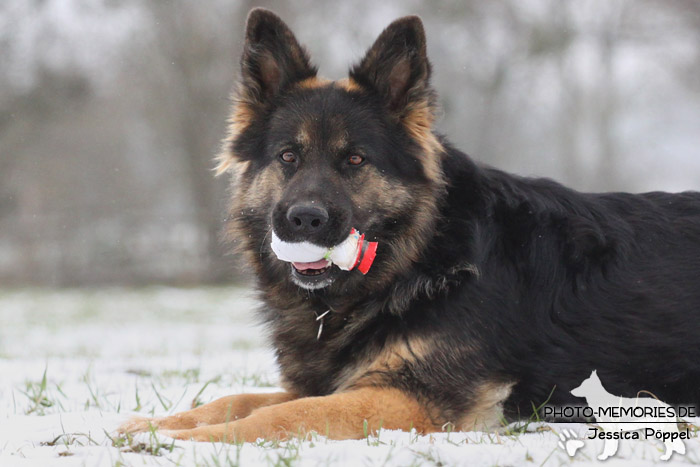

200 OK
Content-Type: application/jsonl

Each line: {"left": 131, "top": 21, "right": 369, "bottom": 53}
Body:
{"left": 159, "top": 428, "right": 222, "bottom": 442}
{"left": 118, "top": 416, "right": 162, "bottom": 434}
{"left": 158, "top": 422, "right": 250, "bottom": 443}
{"left": 118, "top": 413, "right": 202, "bottom": 435}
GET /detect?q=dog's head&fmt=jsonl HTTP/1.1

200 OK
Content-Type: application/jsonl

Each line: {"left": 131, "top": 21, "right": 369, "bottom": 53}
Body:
{"left": 219, "top": 9, "right": 445, "bottom": 296}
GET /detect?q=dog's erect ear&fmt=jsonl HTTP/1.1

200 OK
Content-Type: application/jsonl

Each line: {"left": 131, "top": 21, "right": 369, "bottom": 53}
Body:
{"left": 240, "top": 8, "right": 317, "bottom": 104}
{"left": 350, "top": 16, "right": 432, "bottom": 114}
{"left": 349, "top": 16, "right": 443, "bottom": 183}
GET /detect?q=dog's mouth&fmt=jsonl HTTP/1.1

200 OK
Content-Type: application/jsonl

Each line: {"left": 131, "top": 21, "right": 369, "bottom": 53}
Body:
{"left": 271, "top": 229, "right": 377, "bottom": 290}
{"left": 290, "top": 259, "right": 335, "bottom": 289}
{"left": 292, "top": 259, "right": 331, "bottom": 276}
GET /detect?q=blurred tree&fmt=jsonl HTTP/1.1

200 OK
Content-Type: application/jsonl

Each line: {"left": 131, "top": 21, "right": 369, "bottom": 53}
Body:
{"left": 141, "top": 0, "right": 254, "bottom": 282}
{"left": 0, "top": 0, "right": 698, "bottom": 286}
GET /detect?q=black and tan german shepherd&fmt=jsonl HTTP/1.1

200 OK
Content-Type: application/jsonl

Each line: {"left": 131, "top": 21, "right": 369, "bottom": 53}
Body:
{"left": 120, "top": 8, "right": 700, "bottom": 442}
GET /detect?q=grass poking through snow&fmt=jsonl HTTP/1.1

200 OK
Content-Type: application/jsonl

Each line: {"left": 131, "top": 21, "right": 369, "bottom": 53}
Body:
{"left": 1, "top": 287, "right": 698, "bottom": 466}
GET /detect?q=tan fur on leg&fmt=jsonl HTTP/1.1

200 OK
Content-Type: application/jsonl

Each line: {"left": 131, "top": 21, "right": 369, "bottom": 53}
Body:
{"left": 160, "top": 387, "right": 438, "bottom": 442}
{"left": 118, "top": 392, "right": 296, "bottom": 433}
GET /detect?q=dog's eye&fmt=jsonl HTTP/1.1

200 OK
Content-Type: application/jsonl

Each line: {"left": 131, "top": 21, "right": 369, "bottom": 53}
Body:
{"left": 280, "top": 151, "right": 297, "bottom": 164}
{"left": 348, "top": 155, "right": 365, "bottom": 166}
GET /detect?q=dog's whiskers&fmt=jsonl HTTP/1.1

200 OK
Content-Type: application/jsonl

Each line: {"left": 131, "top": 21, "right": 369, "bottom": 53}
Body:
{"left": 259, "top": 227, "right": 272, "bottom": 262}
{"left": 314, "top": 309, "right": 332, "bottom": 340}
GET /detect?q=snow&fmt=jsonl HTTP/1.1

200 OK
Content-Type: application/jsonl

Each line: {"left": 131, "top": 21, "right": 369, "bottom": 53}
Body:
{"left": 1, "top": 287, "right": 698, "bottom": 466}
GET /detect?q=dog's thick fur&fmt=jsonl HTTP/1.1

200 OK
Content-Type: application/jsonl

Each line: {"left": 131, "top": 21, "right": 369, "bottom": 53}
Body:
{"left": 120, "top": 9, "right": 700, "bottom": 442}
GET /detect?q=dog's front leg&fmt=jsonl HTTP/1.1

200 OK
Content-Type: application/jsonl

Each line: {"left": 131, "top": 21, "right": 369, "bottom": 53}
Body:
{"left": 119, "top": 392, "right": 297, "bottom": 434}
{"left": 160, "top": 386, "right": 437, "bottom": 442}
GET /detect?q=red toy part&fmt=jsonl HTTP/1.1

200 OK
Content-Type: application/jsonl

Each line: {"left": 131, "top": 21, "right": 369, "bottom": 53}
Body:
{"left": 357, "top": 241, "right": 378, "bottom": 274}
{"left": 350, "top": 232, "right": 365, "bottom": 270}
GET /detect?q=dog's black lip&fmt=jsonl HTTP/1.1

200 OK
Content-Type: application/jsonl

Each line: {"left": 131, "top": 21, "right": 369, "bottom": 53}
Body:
{"left": 290, "top": 263, "right": 334, "bottom": 284}
{"left": 292, "top": 264, "right": 330, "bottom": 276}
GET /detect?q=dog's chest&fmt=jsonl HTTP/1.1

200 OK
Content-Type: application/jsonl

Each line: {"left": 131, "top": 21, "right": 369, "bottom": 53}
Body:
{"left": 268, "top": 308, "right": 384, "bottom": 396}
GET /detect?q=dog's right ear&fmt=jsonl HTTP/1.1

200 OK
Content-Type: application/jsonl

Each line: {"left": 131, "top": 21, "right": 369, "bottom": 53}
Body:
{"left": 240, "top": 8, "right": 317, "bottom": 105}
{"left": 216, "top": 9, "right": 316, "bottom": 174}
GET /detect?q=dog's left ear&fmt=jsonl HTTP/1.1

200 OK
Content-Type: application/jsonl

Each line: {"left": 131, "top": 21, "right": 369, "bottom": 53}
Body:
{"left": 350, "top": 16, "right": 432, "bottom": 115}
{"left": 349, "top": 16, "right": 443, "bottom": 183}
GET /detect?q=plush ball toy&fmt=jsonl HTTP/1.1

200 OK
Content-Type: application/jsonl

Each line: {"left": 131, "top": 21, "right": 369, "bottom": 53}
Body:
{"left": 271, "top": 228, "right": 378, "bottom": 274}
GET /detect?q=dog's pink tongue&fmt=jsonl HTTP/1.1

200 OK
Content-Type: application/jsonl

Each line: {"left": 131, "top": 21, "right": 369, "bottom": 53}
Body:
{"left": 292, "top": 259, "right": 330, "bottom": 271}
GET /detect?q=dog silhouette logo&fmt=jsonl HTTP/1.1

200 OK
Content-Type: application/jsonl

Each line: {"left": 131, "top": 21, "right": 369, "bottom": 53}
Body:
{"left": 565, "top": 370, "right": 686, "bottom": 461}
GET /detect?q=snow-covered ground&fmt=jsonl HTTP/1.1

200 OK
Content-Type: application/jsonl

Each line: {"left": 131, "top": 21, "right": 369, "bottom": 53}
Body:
{"left": 1, "top": 287, "right": 698, "bottom": 466}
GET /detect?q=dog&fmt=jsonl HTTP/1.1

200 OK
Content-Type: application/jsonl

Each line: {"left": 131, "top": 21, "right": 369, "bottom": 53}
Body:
{"left": 571, "top": 371, "right": 686, "bottom": 460}
{"left": 119, "top": 8, "right": 700, "bottom": 443}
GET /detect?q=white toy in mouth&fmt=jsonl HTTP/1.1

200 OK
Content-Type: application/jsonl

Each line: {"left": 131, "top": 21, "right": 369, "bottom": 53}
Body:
{"left": 271, "top": 228, "right": 378, "bottom": 274}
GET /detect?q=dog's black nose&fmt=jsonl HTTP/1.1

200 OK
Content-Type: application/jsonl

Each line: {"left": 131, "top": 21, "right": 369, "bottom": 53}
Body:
{"left": 286, "top": 204, "right": 329, "bottom": 235}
